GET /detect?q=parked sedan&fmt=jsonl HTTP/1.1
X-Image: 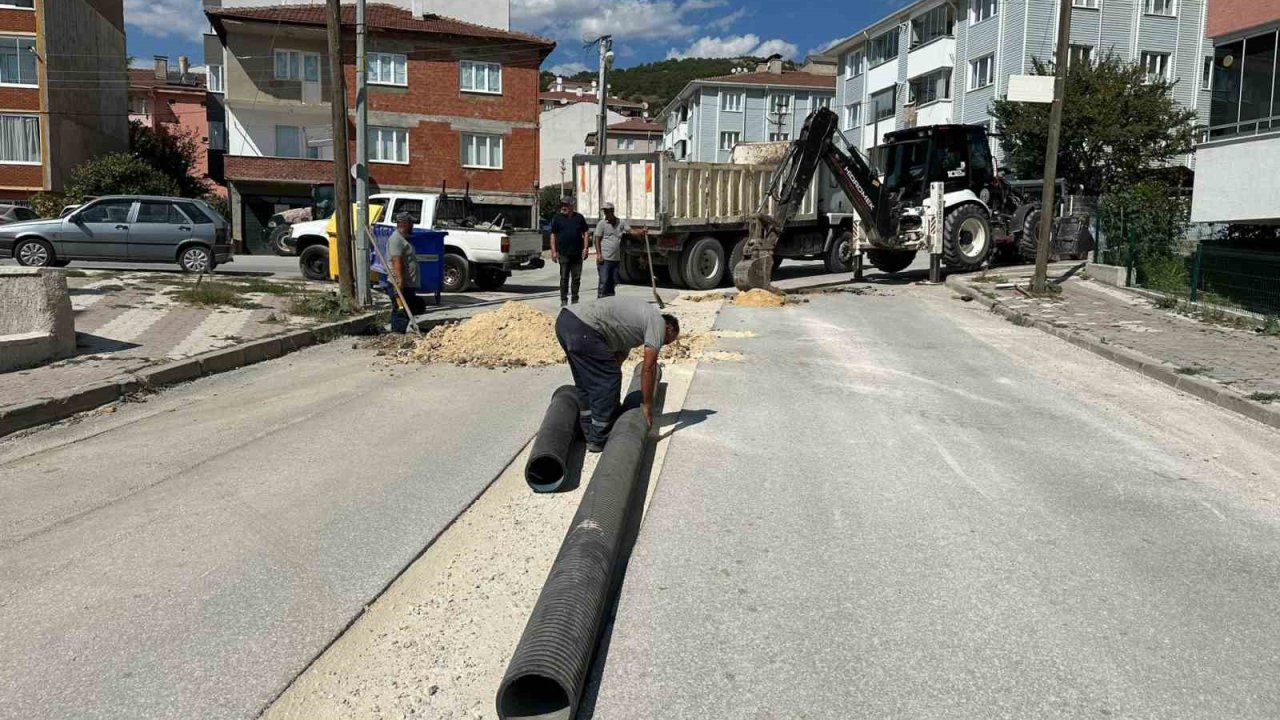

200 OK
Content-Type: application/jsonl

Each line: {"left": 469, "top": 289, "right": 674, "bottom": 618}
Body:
{"left": 0, "top": 205, "right": 40, "bottom": 225}
{"left": 0, "top": 196, "right": 232, "bottom": 272}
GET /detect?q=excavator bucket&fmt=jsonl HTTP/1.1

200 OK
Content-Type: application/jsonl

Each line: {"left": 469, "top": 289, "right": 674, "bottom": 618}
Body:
{"left": 733, "top": 251, "right": 773, "bottom": 291}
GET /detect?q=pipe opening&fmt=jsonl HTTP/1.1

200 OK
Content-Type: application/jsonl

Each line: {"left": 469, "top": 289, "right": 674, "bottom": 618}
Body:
{"left": 525, "top": 455, "right": 566, "bottom": 493}
{"left": 497, "top": 674, "right": 571, "bottom": 720}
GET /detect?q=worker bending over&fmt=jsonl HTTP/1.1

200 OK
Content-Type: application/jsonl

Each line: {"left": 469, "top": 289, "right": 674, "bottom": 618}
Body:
{"left": 555, "top": 296, "right": 680, "bottom": 452}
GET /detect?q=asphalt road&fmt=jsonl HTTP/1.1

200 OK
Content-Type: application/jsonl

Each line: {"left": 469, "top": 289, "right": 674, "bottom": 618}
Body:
{"left": 589, "top": 286, "right": 1280, "bottom": 719}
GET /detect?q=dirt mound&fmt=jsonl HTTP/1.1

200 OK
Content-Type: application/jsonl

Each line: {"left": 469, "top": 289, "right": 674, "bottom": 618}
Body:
{"left": 682, "top": 292, "right": 729, "bottom": 303}
{"left": 386, "top": 303, "right": 565, "bottom": 368}
{"left": 733, "top": 288, "right": 789, "bottom": 307}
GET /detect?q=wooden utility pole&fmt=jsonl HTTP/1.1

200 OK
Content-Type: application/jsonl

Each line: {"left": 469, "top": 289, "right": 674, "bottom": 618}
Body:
{"left": 1032, "top": 0, "right": 1073, "bottom": 294}
{"left": 326, "top": 0, "right": 354, "bottom": 299}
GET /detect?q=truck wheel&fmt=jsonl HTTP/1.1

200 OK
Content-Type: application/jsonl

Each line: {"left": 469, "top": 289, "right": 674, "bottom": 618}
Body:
{"left": 680, "top": 236, "right": 725, "bottom": 290}
{"left": 943, "top": 204, "right": 992, "bottom": 271}
{"left": 474, "top": 266, "right": 508, "bottom": 291}
{"left": 663, "top": 261, "right": 685, "bottom": 288}
{"left": 618, "top": 253, "right": 637, "bottom": 284}
{"left": 866, "top": 249, "right": 916, "bottom": 274}
{"left": 443, "top": 253, "right": 470, "bottom": 293}
{"left": 299, "top": 245, "right": 329, "bottom": 281}
{"left": 824, "top": 231, "right": 855, "bottom": 273}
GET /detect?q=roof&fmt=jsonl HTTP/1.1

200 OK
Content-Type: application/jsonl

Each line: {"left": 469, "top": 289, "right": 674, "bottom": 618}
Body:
{"left": 128, "top": 68, "right": 206, "bottom": 92}
{"left": 698, "top": 71, "right": 836, "bottom": 89}
{"left": 606, "top": 118, "right": 663, "bottom": 134}
{"left": 540, "top": 90, "right": 645, "bottom": 109}
{"left": 207, "top": 4, "right": 554, "bottom": 49}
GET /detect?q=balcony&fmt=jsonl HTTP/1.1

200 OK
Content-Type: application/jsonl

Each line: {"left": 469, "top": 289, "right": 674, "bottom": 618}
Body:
{"left": 907, "top": 37, "right": 955, "bottom": 79}
{"left": 866, "top": 59, "right": 898, "bottom": 94}
{"left": 904, "top": 100, "right": 954, "bottom": 128}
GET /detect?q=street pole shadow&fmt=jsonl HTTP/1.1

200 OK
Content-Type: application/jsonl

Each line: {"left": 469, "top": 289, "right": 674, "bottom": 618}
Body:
{"left": 655, "top": 407, "right": 716, "bottom": 441}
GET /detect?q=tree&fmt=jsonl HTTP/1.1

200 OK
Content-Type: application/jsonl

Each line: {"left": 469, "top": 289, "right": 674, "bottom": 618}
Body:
{"left": 128, "top": 120, "right": 210, "bottom": 198}
{"left": 538, "top": 185, "right": 564, "bottom": 221}
{"left": 65, "top": 152, "right": 179, "bottom": 199}
{"left": 990, "top": 54, "right": 1198, "bottom": 196}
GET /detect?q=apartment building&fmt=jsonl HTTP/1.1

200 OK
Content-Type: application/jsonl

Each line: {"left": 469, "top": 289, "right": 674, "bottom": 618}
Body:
{"left": 1191, "top": 0, "right": 1280, "bottom": 225}
{"left": 661, "top": 55, "right": 837, "bottom": 163}
{"left": 202, "top": 2, "right": 552, "bottom": 253}
{"left": 829, "top": 0, "right": 1212, "bottom": 162}
{"left": 0, "top": 0, "right": 127, "bottom": 203}
{"left": 128, "top": 56, "right": 225, "bottom": 198}
{"left": 539, "top": 76, "right": 646, "bottom": 187}
{"left": 585, "top": 117, "right": 664, "bottom": 153}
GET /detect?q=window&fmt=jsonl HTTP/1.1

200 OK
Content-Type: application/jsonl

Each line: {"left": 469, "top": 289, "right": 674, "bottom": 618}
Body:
{"left": 870, "top": 86, "right": 895, "bottom": 121}
{"left": 769, "top": 94, "right": 791, "bottom": 115}
{"left": 274, "top": 50, "right": 301, "bottom": 80}
{"left": 972, "top": 0, "right": 997, "bottom": 24}
{"left": 869, "top": 29, "right": 899, "bottom": 67}
{"left": 845, "top": 102, "right": 861, "bottom": 128}
{"left": 1141, "top": 52, "right": 1170, "bottom": 83}
{"left": 79, "top": 200, "right": 133, "bottom": 224}
{"left": 0, "top": 114, "right": 39, "bottom": 163}
{"left": 814, "top": 96, "right": 832, "bottom": 111}
{"left": 369, "top": 53, "right": 407, "bottom": 86}
{"left": 848, "top": 50, "right": 864, "bottom": 78}
{"left": 275, "top": 125, "right": 302, "bottom": 158}
{"left": 390, "top": 198, "right": 422, "bottom": 224}
{"left": 460, "top": 60, "right": 501, "bottom": 94}
{"left": 617, "top": 137, "right": 637, "bottom": 150}
{"left": 462, "top": 133, "right": 503, "bottom": 168}
{"left": 1240, "top": 30, "right": 1277, "bottom": 123}
{"left": 209, "top": 121, "right": 225, "bottom": 151}
{"left": 369, "top": 126, "right": 408, "bottom": 163}
{"left": 207, "top": 64, "right": 224, "bottom": 93}
{"left": 911, "top": 5, "right": 954, "bottom": 48}
{"left": 969, "top": 54, "right": 995, "bottom": 90}
{"left": 719, "top": 131, "right": 740, "bottom": 150}
{"left": 136, "top": 201, "right": 190, "bottom": 224}
{"left": 1201, "top": 55, "right": 1213, "bottom": 91}
{"left": 0, "top": 37, "right": 37, "bottom": 86}
{"left": 128, "top": 95, "right": 149, "bottom": 115}
{"left": 721, "top": 91, "right": 744, "bottom": 112}
{"left": 768, "top": 132, "right": 790, "bottom": 141}
{"left": 1073, "top": 0, "right": 1100, "bottom": 8}
{"left": 1144, "top": 0, "right": 1174, "bottom": 16}
{"left": 1069, "top": 45, "right": 1094, "bottom": 67}
{"left": 908, "top": 68, "right": 951, "bottom": 105}
{"left": 176, "top": 201, "right": 214, "bottom": 224}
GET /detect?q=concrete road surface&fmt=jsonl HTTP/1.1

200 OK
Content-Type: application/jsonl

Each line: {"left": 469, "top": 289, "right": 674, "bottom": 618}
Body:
{"left": 589, "top": 286, "right": 1280, "bottom": 719}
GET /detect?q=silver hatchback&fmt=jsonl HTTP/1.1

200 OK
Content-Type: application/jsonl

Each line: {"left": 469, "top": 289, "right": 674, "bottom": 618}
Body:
{"left": 0, "top": 195, "right": 232, "bottom": 272}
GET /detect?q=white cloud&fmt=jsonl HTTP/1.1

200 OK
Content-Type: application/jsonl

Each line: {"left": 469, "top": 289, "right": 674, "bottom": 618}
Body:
{"left": 124, "top": 0, "right": 206, "bottom": 39}
{"left": 666, "top": 34, "right": 798, "bottom": 61}
{"left": 546, "top": 62, "right": 590, "bottom": 76}
{"left": 808, "top": 36, "right": 849, "bottom": 57}
{"left": 709, "top": 7, "right": 748, "bottom": 31}
{"left": 514, "top": 0, "right": 705, "bottom": 42}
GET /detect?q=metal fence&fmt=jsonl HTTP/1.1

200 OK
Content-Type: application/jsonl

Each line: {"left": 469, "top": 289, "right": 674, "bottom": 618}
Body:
{"left": 1190, "top": 244, "right": 1280, "bottom": 316}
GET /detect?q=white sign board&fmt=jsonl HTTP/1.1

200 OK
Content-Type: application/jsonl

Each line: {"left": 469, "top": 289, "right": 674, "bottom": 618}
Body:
{"left": 1007, "top": 75, "right": 1055, "bottom": 104}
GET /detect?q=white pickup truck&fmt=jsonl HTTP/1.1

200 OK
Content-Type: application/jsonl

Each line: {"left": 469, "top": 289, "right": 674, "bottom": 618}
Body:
{"left": 290, "top": 191, "right": 543, "bottom": 291}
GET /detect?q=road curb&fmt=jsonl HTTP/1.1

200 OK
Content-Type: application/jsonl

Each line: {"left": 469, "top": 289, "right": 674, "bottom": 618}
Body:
{"left": 945, "top": 274, "right": 1280, "bottom": 432}
{"left": 0, "top": 311, "right": 383, "bottom": 440}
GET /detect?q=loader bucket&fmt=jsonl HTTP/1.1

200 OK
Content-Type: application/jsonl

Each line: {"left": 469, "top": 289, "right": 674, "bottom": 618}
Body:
{"left": 733, "top": 254, "right": 773, "bottom": 291}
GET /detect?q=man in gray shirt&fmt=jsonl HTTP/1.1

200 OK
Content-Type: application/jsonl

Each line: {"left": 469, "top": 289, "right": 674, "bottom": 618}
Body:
{"left": 555, "top": 295, "right": 680, "bottom": 451}
{"left": 593, "top": 201, "right": 632, "bottom": 298}
{"left": 385, "top": 212, "right": 424, "bottom": 333}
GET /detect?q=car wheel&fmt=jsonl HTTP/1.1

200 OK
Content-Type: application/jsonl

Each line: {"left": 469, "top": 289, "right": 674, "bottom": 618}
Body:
{"left": 474, "top": 266, "right": 508, "bottom": 291}
{"left": 299, "top": 245, "right": 330, "bottom": 281}
{"left": 14, "top": 238, "right": 55, "bottom": 267}
{"left": 443, "top": 253, "right": 470, "bottom": 293}
{"left": 178, "top": 245, "right": 213, "bottom": 273}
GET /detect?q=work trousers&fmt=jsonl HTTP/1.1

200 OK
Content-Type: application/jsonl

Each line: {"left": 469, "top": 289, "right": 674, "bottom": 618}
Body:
{"left": 558, "top": 254, "right": 583, "bottom": 304}
{"left": 596, "top": 259, "right": 620, "bottom": 298}
{"left": 555, "top": 309, "right": 622, "bottom": 446}
{"left": 385, "top": 284, "right": 426, "bottom": 333}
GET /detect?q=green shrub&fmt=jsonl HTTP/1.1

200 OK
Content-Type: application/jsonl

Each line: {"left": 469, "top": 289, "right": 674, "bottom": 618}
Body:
{"left": 289, "top": 292, "right": 356, "bottom": 321}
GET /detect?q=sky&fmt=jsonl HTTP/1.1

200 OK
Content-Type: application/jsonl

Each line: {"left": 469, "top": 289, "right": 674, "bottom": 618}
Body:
{"left": 123, "top": 0, "right": 914, "bottom": 72}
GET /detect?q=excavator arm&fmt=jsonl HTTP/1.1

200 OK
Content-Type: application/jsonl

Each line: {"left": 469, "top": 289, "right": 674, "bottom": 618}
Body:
{"left": 732, "top": 107, "right": 890, "bottom": 291}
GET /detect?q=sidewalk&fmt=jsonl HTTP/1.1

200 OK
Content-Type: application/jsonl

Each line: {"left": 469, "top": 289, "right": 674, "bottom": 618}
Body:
{"left": 948, "top": 266, "right": 1280, "bottom": 428}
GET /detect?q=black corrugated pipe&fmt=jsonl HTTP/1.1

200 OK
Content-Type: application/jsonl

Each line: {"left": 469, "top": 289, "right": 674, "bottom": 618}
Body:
{"left": 496, "top": 367, "right": 653, "bottom": 720}
{"left": 525, "top": 385, "right": 581, "bottom": 493}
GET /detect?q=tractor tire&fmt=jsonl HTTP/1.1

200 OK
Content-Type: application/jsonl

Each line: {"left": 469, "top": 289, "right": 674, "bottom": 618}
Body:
{"left": 824, "top": 230, "right": 855, "bottom": 273}
{"left": 268, "top": 224, "right": 294, "bottom": 256}
{"left": 865, "top": 248, "right": 917, "bottom": 274}
{"left": 443, "top": 253, "right": 470, "bottom": 293}
{"left": 943, "top": 204, "right": 993, "bottom": 271}
{"left": 299, "top": 244, "right": 329, "bottom": 281}
{"left": 1018, "top": 206, "right": 1043, "bottom": 263}
{"left": 680, "top": 235, "right": 726, "bottom": 290}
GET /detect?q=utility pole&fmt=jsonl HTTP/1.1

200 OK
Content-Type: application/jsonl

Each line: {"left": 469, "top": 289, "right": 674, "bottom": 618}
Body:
{"left": 326, "top": 0, "right": 354, "bottom": 299}
{"left": 1032, "top": 0, "right": 1072, "bottom": 294}
{"left": 353, "top": 0, "right": 370, "bottom": 307}
{"left": 596, "top": 35, "right": 612, "bottom": 214}
{"left": 560, "top": 159, "right": 566, "bottom": 198}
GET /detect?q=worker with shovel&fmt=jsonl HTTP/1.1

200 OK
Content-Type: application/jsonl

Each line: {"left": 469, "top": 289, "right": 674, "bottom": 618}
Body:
{"left": 555, "top": 296, "right": 680, "bottom": 452}
{"left": 385, "top": 212, "right": 426, "bottom": 333}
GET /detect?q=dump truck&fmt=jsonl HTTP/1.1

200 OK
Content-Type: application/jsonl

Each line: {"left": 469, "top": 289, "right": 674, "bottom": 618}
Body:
{"left": 572, "top": 149, "right": 849, "bottom": 290}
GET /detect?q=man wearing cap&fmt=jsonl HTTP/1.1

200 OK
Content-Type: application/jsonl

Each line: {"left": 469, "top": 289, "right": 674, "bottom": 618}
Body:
{"left": 385, "top": 212, "right": 425, "bottom": 333}
{"left": 593, "top": 201, "right": 632, "bottom": 298}
{"left": 549, "top": 197, "right": 590, "bottom": 306}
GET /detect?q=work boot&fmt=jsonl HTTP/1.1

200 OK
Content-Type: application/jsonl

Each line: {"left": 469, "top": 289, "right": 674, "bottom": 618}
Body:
{"left": 586, "top": 442, "right": 604, "bottom": 453}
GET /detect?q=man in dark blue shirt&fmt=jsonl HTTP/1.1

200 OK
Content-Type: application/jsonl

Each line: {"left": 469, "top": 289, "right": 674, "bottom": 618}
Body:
{"left": 549, "top": 197, "right": 590, "bottom": 305}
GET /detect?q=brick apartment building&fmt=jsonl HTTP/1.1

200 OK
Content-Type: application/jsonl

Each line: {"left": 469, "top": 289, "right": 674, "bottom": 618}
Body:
{"left": 0, "top": 0, "right": 127, "bottom": 203}
{"left": 128, "top": 56, "right": 225, "bottom": 198}
{"left": 203, "top": 3, "right": 553, "bottom": 253}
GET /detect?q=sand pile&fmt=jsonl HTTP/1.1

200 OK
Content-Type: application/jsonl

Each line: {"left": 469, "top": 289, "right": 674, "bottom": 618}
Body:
{"left": 733, "top": 288, "right": 789, "bottom": 307}
{"left": 393, "top": 302, "right": 564, "bottom": 368}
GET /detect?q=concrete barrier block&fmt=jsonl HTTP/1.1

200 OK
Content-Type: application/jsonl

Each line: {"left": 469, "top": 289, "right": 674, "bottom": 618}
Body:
{"left": 1085, "top": 263, "right": 1127, "bottom": 288}
{"left": 0, "top": 267, "right": 75, "bottom": 372}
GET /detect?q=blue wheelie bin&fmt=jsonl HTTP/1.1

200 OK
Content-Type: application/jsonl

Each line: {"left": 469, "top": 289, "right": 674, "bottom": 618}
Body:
{"left": 371, "top": 226, "right": 447, "bottom": 306}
